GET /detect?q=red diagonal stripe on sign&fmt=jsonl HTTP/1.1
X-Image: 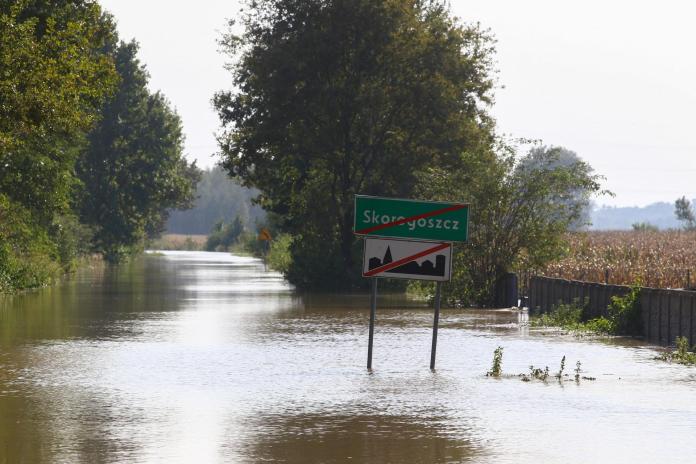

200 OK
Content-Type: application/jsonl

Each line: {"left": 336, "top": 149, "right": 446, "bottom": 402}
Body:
{"left": 364, "top": 242, "right": 450, "bottom": 277}
{"left": 356, "top": 204, "right": 466, "bottom": 235}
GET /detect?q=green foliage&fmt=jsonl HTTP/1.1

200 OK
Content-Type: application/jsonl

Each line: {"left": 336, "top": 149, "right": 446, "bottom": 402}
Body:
{"left": 0, "top": 2, "right": 116, "bottom": 291}
{"left": 0, "top": 1, "right": 118, "bottom": 219}
{"left": 77, "top": 41, "right": 200, "bottom": 261}
{"left": 658, "top": 337, "right": 696, "bottom": 365}
{"left": 49, "top": 213, "right": 94, "bottom": 269}
{"left": 582, "top": 317, "right": 615, "bottom": 334}
{"left": 1, "top": 3, "right": 200, "bottom": 290}
{"left": 531, "top": 286, "right": 642, "bottom": 336}
{"left": 606, "top": 285, "right": 642, "bottom": 335}
{"left": 675, "top": 196, "right": 696, "bottom": 231}
{"left": 266, "top": 234, "right": 293, "bottom": 274}
{"left": 632, "top": 222, "right": 659, "bottom": 232}
{"left": 531, "top": 299, "right": 585, "bottom": 328}
{"left": 215, "top": 0, "right": 496, "bottom": 289}
{"left": 527, "top": 365, "right": 550, "bottom": 381}
{"left": 166, "top": 166, "right": 266, "bottom": 235}
{"left": 420, "top": 142, "right": 605, "bottom": 306}
{"left": 206, "top": 217, "right": 245, "bottom": 251}
{"left": 486, "top": 346, "right": 504, "bottom": 377}
{"left": 0, "top": 195, "right": 61, "bottom": 292}
{"left": 517, "top": 146, "right": 594, "bottom": 230}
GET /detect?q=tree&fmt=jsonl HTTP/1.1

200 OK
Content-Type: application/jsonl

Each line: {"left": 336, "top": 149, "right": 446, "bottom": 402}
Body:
{"left": 417, "top": 141, "right": 604, "bottom": 306}
{"left": 0, "top": 0, "right": 117, "bottom": 220}
{"left": 77, "top": 41, "right": 200, "bottom": 260}
{"left": 0, "top": 1, "right": 118, "bottom": 290}
{"left": 215, "top": 0, "right": 496, "bottom": 288}
{"left": 675, "top": 196, "right": 696, "bottom": 231}
{"left": 516, "top": 145, "right": 594, "bottom": 230}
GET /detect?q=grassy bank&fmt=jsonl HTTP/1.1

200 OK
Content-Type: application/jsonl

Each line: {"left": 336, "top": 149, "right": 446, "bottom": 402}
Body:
{"left": 148, "top": 234, "right": 207, "bottom": 251}
{"left": 531, "top": 285, "right": 642, "bottom": 336}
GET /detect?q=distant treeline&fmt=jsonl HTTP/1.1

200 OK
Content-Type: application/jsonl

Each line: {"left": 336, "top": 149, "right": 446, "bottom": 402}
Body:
{"left": 591, "top": 200, "right": 696, "bottom": 230}
{"left": 166, "top": 167, "right": 266, "bottom": 235}
{"left": 0, "top": 2, "right": 198, "bottom": 292}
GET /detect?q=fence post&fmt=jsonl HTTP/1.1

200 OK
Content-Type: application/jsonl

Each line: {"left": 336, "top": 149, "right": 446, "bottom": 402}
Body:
{"left": 691, "top": 293, "right": 695, "bottom": 348}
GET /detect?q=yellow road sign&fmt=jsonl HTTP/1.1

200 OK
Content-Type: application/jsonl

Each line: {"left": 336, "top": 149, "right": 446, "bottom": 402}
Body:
{"left": 258, "top": 228, "right": 272, "bottom": 241}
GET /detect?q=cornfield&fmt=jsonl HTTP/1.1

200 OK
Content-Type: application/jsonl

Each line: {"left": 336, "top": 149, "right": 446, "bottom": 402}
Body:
{"left": 541, "top": 231, "right": 696, "bottom": 289}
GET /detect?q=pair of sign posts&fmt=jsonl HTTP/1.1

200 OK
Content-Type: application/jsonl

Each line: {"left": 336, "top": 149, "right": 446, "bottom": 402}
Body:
{"left": 353, "top": 195, "right": 469, "bottom": 370}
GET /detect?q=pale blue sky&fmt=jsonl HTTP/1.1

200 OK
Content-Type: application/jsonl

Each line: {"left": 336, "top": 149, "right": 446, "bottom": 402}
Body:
{"left": 100, "top": 0, "right": 696, "bottom": 207}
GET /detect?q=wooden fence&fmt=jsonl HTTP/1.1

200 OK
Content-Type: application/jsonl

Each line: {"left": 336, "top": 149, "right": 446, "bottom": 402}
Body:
{"left": 528, "top": 276, "right": 696, "bottom": 346}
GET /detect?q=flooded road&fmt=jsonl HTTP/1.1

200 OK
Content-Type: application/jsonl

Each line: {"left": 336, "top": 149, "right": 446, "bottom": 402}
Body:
{"left": 1, "top": 251, "right": 695, "bottom": 463}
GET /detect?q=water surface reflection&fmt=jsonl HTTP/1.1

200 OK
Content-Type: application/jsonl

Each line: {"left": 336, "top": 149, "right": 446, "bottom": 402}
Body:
{"left": 1, "top": 251, "right": 695, "bottom": 463}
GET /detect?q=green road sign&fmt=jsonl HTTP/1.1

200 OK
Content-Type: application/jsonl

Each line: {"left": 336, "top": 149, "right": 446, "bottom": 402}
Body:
{"left": 354, "top": 195, "right": 469, "bottom": 242}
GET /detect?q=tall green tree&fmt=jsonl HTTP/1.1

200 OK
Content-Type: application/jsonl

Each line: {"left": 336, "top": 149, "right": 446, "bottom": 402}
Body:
{"left": 0, "top": 0, "right": 117, "bottom": 220}
{"left": 77, "top": 41, "right": 200, "bottom": 260}
{"left": 0, "top": 1, "right": 118, "bottom": 290}
{"left": 215, "top": 0, "right": 496, "bottom": 288}
{"left": 517, "top": 145, "right": 594, "bottom": 230}
{"left": 418, "top": 141, "right": 605, "bottom": 305}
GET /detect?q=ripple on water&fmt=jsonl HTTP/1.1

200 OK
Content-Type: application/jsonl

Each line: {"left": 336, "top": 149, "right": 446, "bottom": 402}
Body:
{"left": 1, "top": 251, "right": 695, "bottom": 464}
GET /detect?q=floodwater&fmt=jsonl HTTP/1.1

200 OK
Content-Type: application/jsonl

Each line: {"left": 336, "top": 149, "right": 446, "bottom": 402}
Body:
{"left": 1, "top": 251, "right": 695, "bottom": 464}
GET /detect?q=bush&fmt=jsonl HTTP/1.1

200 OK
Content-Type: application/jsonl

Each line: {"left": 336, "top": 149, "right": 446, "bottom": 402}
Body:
{"left": 659, "top": 336, "right": 696, "bottom": 365}
{"left": 583, "top": 317, "right": 614, "bottom": 334}
{"left": 531, "top": 287, "right": 642, "bottom": 336}
{"left": 0, "top": 195, "right": 62, "bottom": 292}
{"left": 267, "top": 234, "right": 292, "bottom": 274}
{"left": 531, "top": 299, "right": 585, "bottom": 328}
{"left": 206, "top": 217, "right": 244, "bottom": 251}
{"left": 50, "top": 214, "right": 95, "bottom": 269}
{"left": 607, "top": 285, "right": 642, "bottom": 335}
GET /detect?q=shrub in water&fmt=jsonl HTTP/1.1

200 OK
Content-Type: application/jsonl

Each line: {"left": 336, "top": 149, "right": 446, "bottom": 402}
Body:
{"left": 487, "top": 346, "right": 503, "bottom": 377}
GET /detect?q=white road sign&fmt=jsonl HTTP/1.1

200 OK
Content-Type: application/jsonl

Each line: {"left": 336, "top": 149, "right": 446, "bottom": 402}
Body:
{"left": 362, "top": 237, "right": 452, "bottom": 282}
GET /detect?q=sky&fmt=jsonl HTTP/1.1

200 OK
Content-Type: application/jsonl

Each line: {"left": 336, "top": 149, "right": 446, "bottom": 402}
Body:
{"left": 99, "top": 0, "right": 696, "bottom": 208}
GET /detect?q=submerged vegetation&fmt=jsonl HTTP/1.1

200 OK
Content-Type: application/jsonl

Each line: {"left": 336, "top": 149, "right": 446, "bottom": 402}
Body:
{"left": 487, "top": 346, "right": 504, "bottom": 377}
{"left": 486, "top": 348, "right": 594, "bottom": 383}
{"left": 658, "top": 337, "right": 696, "bottom": 365}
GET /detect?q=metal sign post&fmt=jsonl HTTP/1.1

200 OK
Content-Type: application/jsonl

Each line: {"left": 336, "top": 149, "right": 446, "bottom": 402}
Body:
{"left": 430, "top": 282, "right": 442, "bottom": 370}
{"left": 367, "top": 278, "right": 377, "bottom": 370}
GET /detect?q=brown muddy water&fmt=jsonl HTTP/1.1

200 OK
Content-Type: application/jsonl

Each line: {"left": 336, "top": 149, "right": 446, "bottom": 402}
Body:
{"left": 1, "top": 251, "right": 695, "bottom": 463}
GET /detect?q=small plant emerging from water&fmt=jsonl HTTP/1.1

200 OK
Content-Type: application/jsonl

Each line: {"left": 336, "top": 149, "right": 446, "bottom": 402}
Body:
{"left": 658, "top": 337, "right": 696, "bottom": 365}
{"left": 527, "top": 365, "right": 550, "bottom": 381}
{"left": 487, "top": 346, "right": 504, "bottom": 377}
{"left": 485, "top": 349, "right": 595, "bottom": 383}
